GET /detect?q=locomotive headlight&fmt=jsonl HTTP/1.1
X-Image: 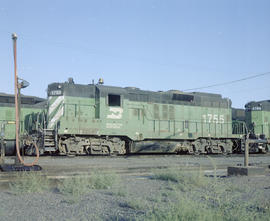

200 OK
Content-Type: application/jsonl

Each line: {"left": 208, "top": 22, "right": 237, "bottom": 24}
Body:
{"left": 58, "top": 85, "right": 62, "bottom": 89}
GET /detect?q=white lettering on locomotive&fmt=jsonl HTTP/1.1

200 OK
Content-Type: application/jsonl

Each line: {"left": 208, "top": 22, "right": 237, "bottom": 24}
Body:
{"left": 106, "top": 123, "right": 123, "bottom": 129}
{"left": 107, "top": 107, "right": 123, "bottom": 119}
{"left": 202, "top": 114, "right": 225, "bottom": 123}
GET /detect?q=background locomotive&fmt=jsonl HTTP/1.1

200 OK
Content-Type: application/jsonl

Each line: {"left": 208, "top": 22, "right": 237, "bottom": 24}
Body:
{"left": 245, "top": 100, "right": 270, "bottom": 152}
{"left": 0, "top": 93, "right": 46, "bottom": 155}
{"left": 0, "top": 79, "right": 269, "bottom": 155}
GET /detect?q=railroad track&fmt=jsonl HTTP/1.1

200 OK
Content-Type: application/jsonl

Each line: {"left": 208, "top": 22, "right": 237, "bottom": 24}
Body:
{"left": 0, "top": 154, "right": 269, "bottom": 189}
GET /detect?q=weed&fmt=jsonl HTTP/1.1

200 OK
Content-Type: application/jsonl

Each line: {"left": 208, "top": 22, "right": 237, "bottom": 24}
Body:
{"left": 9, "top": 172, "right": 50, "bottom": 194}
{"left": 149, "top": 166, "right": 270, "bottom": 221}
{"left": 89, "top": 170, "right": 119, "bottom": 189}
{"left": 152, "top": 167, "right": 208, "bottom": 192}
{"left": 58, "top": 176, "right": 91, "bottom": 199}
{"left": 58, "top": 170, "right": 120, "bottom": 202}
{"left": 152, "top": 169, "right": 180, "bottom": 183}
{"left": 145, "top": 194, "right": 222, "bottom": 221}
{"left": 120, "top": 197, "right": 148, "bottom": 211}
{"left": 112, "top": 186, "right": 127, "bottom": 197}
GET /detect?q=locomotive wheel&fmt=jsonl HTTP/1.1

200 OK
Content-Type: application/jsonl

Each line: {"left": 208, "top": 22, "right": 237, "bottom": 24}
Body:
{"left": 193, "top": 147, "right": 200, "bottom": 155}
{"left": 220, "top": 146, "right": 229, "bottom": 156}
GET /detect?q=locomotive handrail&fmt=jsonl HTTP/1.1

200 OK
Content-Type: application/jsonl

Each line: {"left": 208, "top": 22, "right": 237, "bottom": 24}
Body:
{"left": 64, "top": 103, "right": 96, "bottom": 107}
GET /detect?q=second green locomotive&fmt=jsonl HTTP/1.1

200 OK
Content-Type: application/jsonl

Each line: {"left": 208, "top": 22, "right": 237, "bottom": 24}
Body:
{"left": 245, "top": 100, "right": 270, "bottom": 152}
{"left": 0, "top": 93, "right": 46, "bottom": 155}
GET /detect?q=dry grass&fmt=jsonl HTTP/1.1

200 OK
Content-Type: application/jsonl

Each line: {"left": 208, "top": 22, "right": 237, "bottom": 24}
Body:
{"left": 120, "top": 197, "right": 148, "bottom": 211}
{"left": 141, "top": 167, "right": 270, "bottom": 221}
{"left": 152, "top": 167, "right": 207, "bottom": 191}
{"left": 89, "top": 170, "right": 119, "bottom": 189}
{"left": 57, "top": 170, "right": 120, "bottom": 203}
{"left": 9, "top": 172, "right": 50, "bottom": 194}
{"left": 58, "top": 176, "right": 92, "bottom": 199}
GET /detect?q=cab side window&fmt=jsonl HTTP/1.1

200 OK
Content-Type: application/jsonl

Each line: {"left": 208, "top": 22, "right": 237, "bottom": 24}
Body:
{"left": 108, "top": 94, "right": 121, "bottom": 106}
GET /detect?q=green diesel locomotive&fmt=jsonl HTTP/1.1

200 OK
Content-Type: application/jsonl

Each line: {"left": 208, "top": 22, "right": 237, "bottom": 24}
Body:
{"left": 0, "top": 93, "right": 46, "bottom": 155}
{"left": 245, "top": 100, "right": 270, "bottom": 152}
{"left": 42, "top": 79, "right": 244, "bottom": 155}
{"left": 2, "top": 79, "right": 269, "bottom": 156}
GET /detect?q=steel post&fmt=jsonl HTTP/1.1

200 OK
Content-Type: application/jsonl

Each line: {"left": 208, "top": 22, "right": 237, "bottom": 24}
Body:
{"left": 0, "top": 131, "right": 5, "bottom": 164}
{"left": 244, "top": 139, "right": 249, "bottom": 167}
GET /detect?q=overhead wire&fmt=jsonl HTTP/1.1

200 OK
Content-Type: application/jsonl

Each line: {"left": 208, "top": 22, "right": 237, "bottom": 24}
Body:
{"left": 183, "top": 71, "right": 270, "bottom": 92}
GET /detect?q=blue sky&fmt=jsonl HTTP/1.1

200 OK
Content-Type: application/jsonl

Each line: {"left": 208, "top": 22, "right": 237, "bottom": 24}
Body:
{"left": 0, "top": 0, "right": 269, "bottom": 108}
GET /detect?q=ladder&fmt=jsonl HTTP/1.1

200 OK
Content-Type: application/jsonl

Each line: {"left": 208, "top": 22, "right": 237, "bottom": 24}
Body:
{"left": 43, "top": 129, "right": 56, "bottom": 152}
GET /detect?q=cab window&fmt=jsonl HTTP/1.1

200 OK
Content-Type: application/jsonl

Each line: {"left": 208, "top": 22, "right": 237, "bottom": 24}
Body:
{"left": 108, "top": 94, "right": 121, "bottom": 106}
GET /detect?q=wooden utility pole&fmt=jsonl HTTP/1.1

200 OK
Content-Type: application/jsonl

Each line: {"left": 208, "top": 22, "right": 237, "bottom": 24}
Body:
{"left": 12, "top": 33, "right": 21, "bottom": 165}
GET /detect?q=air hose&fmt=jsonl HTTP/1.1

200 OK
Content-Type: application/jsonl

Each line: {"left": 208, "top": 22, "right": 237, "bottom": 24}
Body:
{"left": 15, "top": 139, "right": 40, "bottom": 166}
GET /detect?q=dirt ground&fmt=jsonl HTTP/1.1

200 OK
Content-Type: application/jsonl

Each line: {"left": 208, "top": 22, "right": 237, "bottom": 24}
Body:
{"left": 0, "top": 155, "right": 269, "bottom": 221}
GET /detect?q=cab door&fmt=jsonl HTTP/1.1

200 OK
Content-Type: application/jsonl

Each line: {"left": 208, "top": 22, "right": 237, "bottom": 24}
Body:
{"left": 105, "top": 94, "right": 124, "bottom": 133}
